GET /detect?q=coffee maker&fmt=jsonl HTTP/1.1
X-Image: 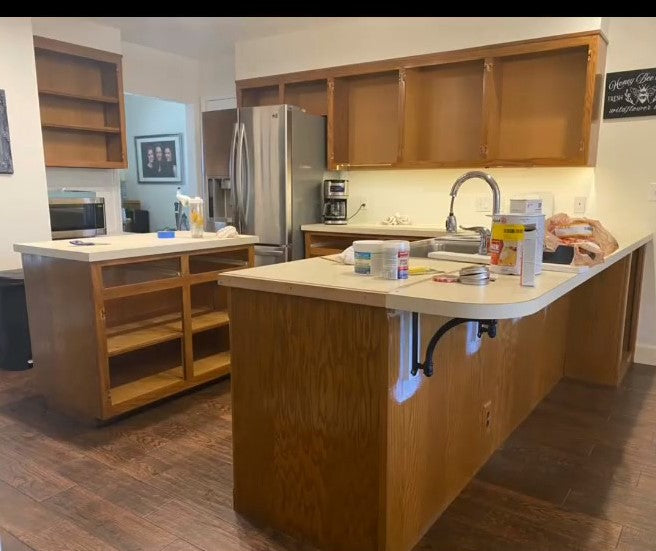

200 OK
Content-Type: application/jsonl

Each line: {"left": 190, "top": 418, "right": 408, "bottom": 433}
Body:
{"left": 322, "top": 179, "right": 348, "bottom": 225}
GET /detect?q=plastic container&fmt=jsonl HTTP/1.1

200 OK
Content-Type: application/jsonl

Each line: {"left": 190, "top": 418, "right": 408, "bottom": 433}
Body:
{"left": 381, "top": 240, "right": 410, "bottom": 280}
{"left": 353, "top": 240, "right": 383, "bottom": 275}
{"left": 510, "top": 197, "right": 543, "bottom": 214}
{"left": 521, "top": 226, "right": 537, "bottom": 287}
{"left": 188, "top": 197, "right": 204, "bottom": 238}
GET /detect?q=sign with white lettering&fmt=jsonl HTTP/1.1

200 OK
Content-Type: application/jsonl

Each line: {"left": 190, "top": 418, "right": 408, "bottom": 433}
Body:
{"left": 604, "top": 68, "right": 656, "bottom": 119}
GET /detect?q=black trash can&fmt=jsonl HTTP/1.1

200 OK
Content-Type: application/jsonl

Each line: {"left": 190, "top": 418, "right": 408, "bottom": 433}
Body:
{"left": 0, "top": 269, "right": 32, "bottom": 370}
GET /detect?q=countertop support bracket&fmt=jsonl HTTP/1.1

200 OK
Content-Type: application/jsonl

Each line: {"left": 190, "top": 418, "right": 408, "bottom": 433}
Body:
{"left": 411, "top": 313, "right": 498, "bottom": 377}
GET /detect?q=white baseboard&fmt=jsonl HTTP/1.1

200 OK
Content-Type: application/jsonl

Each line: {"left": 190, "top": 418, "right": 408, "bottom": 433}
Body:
{"left": 634, "top": 343, "right": 656, "bottom": 366}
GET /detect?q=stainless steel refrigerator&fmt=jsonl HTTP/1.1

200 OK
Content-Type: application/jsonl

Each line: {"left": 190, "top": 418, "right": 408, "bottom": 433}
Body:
{"left": 202, "top": 105, "right": 326, "bottom": 265}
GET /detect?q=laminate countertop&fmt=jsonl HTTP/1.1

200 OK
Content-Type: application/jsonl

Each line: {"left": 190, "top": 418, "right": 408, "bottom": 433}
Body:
{"left": 219, "top": 231, "right": 653, "bottom": 319}
{"left": 14, "top": 232, "right": 259, "bottom": 262}
{"left": 301, "top": 223, "right": 450, "bottom": 237}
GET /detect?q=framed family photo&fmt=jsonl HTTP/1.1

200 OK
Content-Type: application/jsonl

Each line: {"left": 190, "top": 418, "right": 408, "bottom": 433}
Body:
{"left": 135, "top": 134, "right": 183, "bottom": 183}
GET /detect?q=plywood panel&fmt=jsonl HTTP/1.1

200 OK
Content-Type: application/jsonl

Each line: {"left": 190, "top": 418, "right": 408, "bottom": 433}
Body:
{"left": 230, "top": 288, "right": 388, "bottom": 551}
{"left": 385, "top": 297, "right": 569, "bottom": 551}
{"left": 343, "top": 71, "right": 399, "bottom": 165}
{"left": 284, "top": 80, "right": 328, "bottom": 116}
{"left": 241, "top": 86, "right": 279, "bottom": 107}
{"left": 565, "top": 254, "right": 636, "bottom": 386}
{"left": 21, "top": 255, "right": 102, "bottom": 421}
{"left": 34, "top": 50, "right": 111, "bottom": 99}
{"left": 42, "top": 129, "right": 110, "bottom": 164}
{"left": 497, "top": 46, "right": 588, "bottom": 160}
{"left": 404, "top": 60, "right": 485, "bottom": 163}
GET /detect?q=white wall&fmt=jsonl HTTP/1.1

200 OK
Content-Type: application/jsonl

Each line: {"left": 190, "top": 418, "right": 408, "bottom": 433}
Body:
{"left": 0, "top": 18, "right": 51, "bottom": 270}
{"left": 200, "top": 53, "right": 237, "bottom": 106}
{"left": 32, "top": 17, "right": 122, "bottom": 54}
{"left": 594, "top": 18, "right": 656, "bottom": 363}
{"left": 121, "top": 41, "right": 201, "bottom": 200}
{"left": 236, "top": 17, "right": 602, "bottom": 79}
{"left": 123, "top": 94, "right": 189, "bottom": 231}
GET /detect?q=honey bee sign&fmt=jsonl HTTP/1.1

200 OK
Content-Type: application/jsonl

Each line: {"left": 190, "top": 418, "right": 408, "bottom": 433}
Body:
{"left": 604, "top": 68, "right": 656, "bottom": 119}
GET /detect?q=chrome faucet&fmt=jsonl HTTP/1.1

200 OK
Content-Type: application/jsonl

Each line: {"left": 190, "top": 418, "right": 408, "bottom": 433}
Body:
{"left": 445, "top": 171, "right": 501, "bottom": 233}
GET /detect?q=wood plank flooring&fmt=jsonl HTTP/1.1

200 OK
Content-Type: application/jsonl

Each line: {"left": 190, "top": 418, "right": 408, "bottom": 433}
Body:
{"left": 0, "top": 364, "right": 654, "bottom": 551}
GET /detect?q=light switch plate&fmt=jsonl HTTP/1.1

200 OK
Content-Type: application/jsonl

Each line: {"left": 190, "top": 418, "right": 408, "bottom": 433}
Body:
{"left": 649, "top": 183, "right": 656, "bottom": 202}
{"left": 573, "top": 196, "right": 587, "bottom": 214}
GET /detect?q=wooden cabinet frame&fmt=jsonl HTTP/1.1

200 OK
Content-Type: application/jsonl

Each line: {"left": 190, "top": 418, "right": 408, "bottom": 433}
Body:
{"left": 33, "top": 36, "right": 128, "bottom": 169}
{"left": 21, "top": 245, "right": 254, "bottom": 423}
{"left": 237, "top": 30, "right": 607, "bottom": 169}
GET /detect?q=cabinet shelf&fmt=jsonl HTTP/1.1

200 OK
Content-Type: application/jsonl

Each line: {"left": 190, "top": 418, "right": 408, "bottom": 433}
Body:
{"left": 110, "top": 366, "right": 183, "bottom": 407}
{"left": 194, "top": 351, "right": 231, "bottom": 379}
{"left": 41, "top": 122, "right": 121, "bottom": 134}
{"left": 38, "top": 88, "right": 119, "bottom": 104}
{"left": 106, "top": 309, "right": 230, "bottom": 356}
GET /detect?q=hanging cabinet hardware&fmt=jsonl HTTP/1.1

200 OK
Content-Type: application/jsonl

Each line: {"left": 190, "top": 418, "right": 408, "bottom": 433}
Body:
{"left": 411, "top": 312, "right": 498, "bottom": 377}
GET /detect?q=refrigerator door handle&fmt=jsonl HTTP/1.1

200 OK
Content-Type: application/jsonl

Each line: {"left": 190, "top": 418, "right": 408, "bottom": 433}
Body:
{"left": 235, "top": 123, "right": 245, "bottom": 233}
{"left": 242, "top": 128, "right": 252, "bottom": 224}
{"left": 228, "top": 122, "right": 239, "bottom": 228}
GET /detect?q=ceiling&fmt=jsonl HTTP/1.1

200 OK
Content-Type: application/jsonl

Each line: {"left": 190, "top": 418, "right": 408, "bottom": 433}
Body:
{"left": 91, "top": 17, "right": 347, "bottom": 60}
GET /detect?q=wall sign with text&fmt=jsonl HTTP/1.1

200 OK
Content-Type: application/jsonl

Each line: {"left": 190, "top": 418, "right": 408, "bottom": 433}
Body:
{"left": 604, "top": 68, "right": 656, "bottom": 119}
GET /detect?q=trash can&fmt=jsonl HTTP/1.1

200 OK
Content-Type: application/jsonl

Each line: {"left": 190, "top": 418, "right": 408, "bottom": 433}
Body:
{"left": 0, "top": 269, "right": 32, "bottom": 370}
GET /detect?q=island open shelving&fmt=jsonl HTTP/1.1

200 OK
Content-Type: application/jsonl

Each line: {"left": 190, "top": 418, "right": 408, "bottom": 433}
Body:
{"left": 16, "top": 235, "right": 256, "bottom": 423}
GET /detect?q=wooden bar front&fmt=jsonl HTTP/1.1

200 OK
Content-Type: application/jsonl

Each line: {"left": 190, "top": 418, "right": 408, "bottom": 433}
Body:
{"left": 228, "top": 247, "right": 644, "bottom": 551}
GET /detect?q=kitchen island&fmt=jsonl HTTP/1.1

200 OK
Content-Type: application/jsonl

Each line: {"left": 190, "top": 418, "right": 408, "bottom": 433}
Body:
{"left": 219, "top": 231, "right": 651, "bottom": 551}
{"left": 14, "top": 232, "right": 258, "bottom": 422}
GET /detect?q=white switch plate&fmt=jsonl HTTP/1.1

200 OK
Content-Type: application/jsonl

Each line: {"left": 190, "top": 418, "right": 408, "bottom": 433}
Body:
{"left": 475, "top": 195, "right": 492, "bottom": 212}
{"left": 649, "top": 183, "right": 656, "bottom": 202}
{"left": 573, "top": 196, "right": 587, "bottom": 214}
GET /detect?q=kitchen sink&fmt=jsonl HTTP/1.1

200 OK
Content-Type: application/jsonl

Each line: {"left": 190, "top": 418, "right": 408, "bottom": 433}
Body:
{"left": 409, "top": 235, "right": 482, "bottom": 257}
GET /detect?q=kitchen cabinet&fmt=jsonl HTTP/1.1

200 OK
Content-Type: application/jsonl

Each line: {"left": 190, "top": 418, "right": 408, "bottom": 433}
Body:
{"left": 33, "top": 36, "right": 127, "bottom": 169}
{"left": 304, "top": 230, "right": 429, "bottom": 258}
{"left": 236, "top": 30, "right": 606, "bottom": 169}
{"left": 16, "top": 237, "right": 255, "bottom": 422}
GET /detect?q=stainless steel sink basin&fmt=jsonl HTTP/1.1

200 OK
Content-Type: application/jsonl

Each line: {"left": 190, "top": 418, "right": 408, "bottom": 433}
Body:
{"left": 410, "top": 235, "right": 481, "bottom": 257}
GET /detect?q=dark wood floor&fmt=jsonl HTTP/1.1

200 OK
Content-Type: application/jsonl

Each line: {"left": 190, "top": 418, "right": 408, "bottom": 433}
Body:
{"left": 0, "top": 364, "right": 655, "bottom": 551}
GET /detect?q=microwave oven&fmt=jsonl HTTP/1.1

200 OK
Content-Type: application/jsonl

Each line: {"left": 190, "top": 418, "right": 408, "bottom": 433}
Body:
{"left": 48, "top": 194, "right": 107, "bottom": 240}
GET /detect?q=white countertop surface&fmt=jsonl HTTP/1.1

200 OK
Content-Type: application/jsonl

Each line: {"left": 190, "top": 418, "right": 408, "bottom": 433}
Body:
{"left": 14, "top": 232, "right": 259, "bottom": 262}
{"left": 220, "top": 231, "right": 653, "bottom": 319}
{"left": 301, "top": 223, "right": 449, "bottom": 237}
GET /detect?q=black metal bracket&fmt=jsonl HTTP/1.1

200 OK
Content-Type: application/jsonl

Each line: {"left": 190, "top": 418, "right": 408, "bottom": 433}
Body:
{"left": 411, "top": 313, "right": 498, "bottom": 377}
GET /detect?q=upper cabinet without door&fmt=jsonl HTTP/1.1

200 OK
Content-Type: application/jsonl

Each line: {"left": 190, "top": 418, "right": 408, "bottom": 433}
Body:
{"left": 236, "top": 31, "right": 607, "bottom": 169}
{"left": 33, "top": 36, "right": 128, "bottom": 169}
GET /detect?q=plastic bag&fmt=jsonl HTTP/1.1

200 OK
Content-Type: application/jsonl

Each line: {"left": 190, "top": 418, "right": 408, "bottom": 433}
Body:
{"left": 545, "top": 213, "right": 618, "bottom": 266}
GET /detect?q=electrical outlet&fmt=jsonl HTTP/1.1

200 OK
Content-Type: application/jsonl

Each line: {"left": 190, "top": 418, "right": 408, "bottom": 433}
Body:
{"left": 573, "top": 196, "right": 587, "bottom": 214}
{"left": 482, "top": 400, "right": 492, "bottom": 433}
{"left": 475, "top": 195, "right": 492, "bottom": 212}
{"left": 648, "top": 183, "right": 656, "bottom": 202}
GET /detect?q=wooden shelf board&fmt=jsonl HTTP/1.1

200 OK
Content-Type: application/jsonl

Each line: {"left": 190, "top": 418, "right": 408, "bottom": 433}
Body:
{"left": 110, "top": 366, "right": 183, "bottom": 406}
{"left": 38, "top": 88, "right": 119, "bottom": 104}
{"left": 194, "top": 351, "right": 231, "bottom": 378}
{"left": 106, "top": 310, "right": 229, "bottom": 356}
{"left": 41, "top": 122, "right": 121, "bottom": 134}
{"left": 45, "top": 159, "right": 127, "bottom": 169}
{"left": 106, "top": 323, "right": 181, "bottom": 357}
{"left": 171, "top": 310, "right": 230, "bottom": 334}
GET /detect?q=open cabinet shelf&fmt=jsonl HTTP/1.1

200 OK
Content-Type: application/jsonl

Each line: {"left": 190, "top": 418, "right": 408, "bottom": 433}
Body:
{"left": 34, "top": 36, "right": 127, "bottom": 169}
{"left": 239, "top": 31, "right": 606, "bottom": 168}
{"left": 331, "top": 71, "right": 400, "bottom": 168}
{"left": 403, "top": 60, "right": 485, "bottom": 164}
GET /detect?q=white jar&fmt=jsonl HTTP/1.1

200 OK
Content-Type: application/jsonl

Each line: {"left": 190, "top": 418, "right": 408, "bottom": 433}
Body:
{"left": 353, "top": 240, "right": 383, "bottom": 275}
{"left": 381, "top": 240, "right": 410, "bottom": 280}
